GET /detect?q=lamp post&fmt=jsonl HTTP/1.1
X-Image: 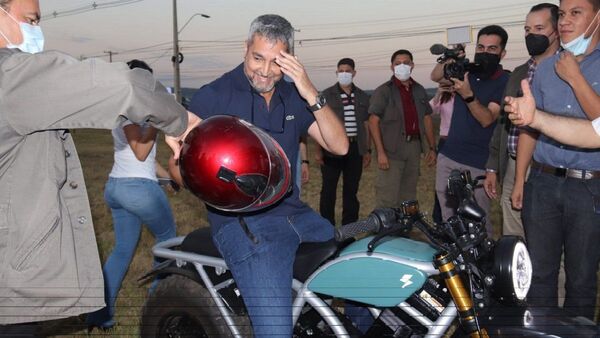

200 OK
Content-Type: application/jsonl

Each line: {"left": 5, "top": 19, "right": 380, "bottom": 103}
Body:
{"left": 179, "top": 13, "right": 210, "bottom": 34}
{"left": 172, "top": 0, "right": 210, "bottom": 104}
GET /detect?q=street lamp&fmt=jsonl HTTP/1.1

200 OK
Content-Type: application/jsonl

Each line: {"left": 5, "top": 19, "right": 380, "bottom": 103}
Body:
{"left": 179, "top": 13, "right": 210, "bottom": 34}
{"left": 172, "top": 0, "right": 210, "bottom": 104}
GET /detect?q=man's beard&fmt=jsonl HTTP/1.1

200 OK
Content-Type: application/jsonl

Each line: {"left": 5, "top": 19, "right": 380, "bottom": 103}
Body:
{"left": 246, "top": 72, "right": 278, "bottom": 93}
{"left": 250, "top": 81, "right": 275, "bottom": 93}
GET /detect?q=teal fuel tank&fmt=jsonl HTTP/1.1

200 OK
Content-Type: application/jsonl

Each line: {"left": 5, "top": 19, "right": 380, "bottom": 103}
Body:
{"left": 307, "top": 236, "right": 438, "bottom": 307}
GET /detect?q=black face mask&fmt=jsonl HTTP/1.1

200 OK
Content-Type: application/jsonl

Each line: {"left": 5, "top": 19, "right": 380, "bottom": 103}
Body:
{"left": 526, "top": 33, "right": 550, "bottom": 56}
{"left": 473, "top": 52, "right": 500, "bottom": 78}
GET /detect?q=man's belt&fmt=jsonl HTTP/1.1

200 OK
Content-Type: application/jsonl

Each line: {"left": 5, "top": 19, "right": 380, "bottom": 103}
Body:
{"left": 405, "top": 134, "right": 420, "bottom": 142}
{"left": 531, "top": 161, "right": 600, "bottom": 180}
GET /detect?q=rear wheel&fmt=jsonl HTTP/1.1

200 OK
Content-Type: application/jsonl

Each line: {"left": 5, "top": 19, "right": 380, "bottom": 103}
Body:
{"left": 140, "top": 275, "right": 252, "bottom": 337}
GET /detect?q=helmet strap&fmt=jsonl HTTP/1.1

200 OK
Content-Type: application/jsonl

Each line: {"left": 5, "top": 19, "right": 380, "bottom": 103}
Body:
{"left": 238, "top": 216, "right": 259, "bottom": 244}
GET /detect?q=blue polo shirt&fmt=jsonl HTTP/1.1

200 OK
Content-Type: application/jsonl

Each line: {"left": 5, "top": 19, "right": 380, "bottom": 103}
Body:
{"left": 440, "top": 69, "right": 509, "bottom": 169}
{"left": 188, "top": 63, "right": 315, "bottom": 227}
{"left": 532, "top": 43, "right": 600, "bottom": 170}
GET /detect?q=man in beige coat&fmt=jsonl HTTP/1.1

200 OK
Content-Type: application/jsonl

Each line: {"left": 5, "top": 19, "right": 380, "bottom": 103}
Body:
{"left": 0, "top": 0, "right": 198, "bottom": 330}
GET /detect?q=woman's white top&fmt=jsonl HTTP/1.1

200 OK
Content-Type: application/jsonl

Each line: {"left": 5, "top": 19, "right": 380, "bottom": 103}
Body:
{"left": 109, "top": 120, "right": 157, "bottom": 181}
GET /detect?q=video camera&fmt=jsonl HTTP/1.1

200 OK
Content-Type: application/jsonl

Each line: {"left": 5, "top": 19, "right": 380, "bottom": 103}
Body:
{"left": 430, "top": 43, "right": 479, "bottom": 81}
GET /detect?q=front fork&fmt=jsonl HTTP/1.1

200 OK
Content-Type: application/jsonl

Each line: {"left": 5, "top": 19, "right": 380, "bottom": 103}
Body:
{"left": 434, "top": 252, "right": 489, "bottom": 338}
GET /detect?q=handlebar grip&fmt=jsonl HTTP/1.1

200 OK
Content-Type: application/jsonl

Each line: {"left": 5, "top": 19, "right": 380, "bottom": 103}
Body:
{"left": 335, "top": 214, "right": 381, "bottom": 242}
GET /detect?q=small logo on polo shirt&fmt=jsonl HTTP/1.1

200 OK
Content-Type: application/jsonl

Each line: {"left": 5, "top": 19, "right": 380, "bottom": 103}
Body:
{"left": 286, "top": 115, "right": 295, "bottom": 121}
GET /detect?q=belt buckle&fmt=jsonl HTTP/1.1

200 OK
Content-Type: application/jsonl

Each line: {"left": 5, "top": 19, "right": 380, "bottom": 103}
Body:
{"left": 406, "top": 135, "right": 412, "bottom": 142}
{"left": 554, "top": 167, "right": 567, "bottom": 177}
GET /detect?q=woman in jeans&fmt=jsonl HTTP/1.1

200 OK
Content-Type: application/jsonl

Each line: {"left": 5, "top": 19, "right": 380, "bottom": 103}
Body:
{"left": 86, "top": 60, "right": 177, "bottom": 330}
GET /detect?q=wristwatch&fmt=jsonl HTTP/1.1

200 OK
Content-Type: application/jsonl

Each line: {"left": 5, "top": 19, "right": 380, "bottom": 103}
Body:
{"left": 309, "top": 93, "right": 327, "bottom": 112}
{"left": 463, "top": 95, "right": 476, "bottom": 104}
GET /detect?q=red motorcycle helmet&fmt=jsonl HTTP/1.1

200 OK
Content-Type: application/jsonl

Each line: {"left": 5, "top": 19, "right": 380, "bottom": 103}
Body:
{"left": 179, "top": 115, "right": 292, "bottom": 212}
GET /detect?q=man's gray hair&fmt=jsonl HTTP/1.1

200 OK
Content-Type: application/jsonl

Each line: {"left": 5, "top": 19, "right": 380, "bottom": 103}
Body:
{"left": 247, "top": 14, "right": 294, "bottom": 51}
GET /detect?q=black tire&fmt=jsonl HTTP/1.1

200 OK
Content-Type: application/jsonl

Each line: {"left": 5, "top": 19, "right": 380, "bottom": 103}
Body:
{"left": 140, "top": 275, "right": 252, "bottom": 338}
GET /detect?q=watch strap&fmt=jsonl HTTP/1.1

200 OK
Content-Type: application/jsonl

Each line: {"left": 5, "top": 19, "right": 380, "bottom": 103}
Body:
{"left": 309, "top": 102, "right": 322, "bottom": 112}
{"left": 463, "top": 95, "right": 476, "bottom": 103}
{"left": 309, "top": 93, "right": 326, "bottom": 112}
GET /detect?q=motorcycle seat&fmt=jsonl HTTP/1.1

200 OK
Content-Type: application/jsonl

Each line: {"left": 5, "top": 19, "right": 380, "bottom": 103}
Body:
{"left": 180, "top": 227, "right": 221, "bottom": 258}
{"left": 293, "top": 239, "right": 341, "bottom": 282}
{"left": 178, "top": 227, "right": 342, "bottom": 282}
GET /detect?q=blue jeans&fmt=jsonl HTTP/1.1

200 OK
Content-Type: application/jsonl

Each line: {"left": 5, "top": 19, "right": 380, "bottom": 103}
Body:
{"left": 86, "top": 177, "right": 176, "bottom": 327}
{"left": 212, "top": 209, "right": 333, "bottom": 337}
{"left": 522, "top": 170, "right": 600, "bottom": 319}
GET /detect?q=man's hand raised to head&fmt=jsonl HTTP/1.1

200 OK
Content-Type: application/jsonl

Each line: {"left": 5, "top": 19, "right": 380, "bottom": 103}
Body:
{"left": 275, "top": 51, "right": 318, "bottom": 103}
{"left": 165, "top": 111, "right": 202, "bottom": 160}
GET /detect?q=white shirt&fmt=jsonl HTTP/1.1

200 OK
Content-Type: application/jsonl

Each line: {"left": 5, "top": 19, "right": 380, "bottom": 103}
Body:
{"left": 109, "top": 120, "right": 157, "bottom": 180}
{"left": 593, "top": 117, "right": 600, "bottom": 136}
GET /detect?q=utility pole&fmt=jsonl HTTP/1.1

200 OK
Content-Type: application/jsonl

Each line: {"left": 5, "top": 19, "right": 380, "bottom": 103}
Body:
{"left": 291, "top": 29, "right": 300, "bottom": 55}
{"left": 172, "top": 1, "right": 210, "bottom": 104}
{"left": 103, "top": 50, "right": 117, "bottom": 63}
{"left": 172, "top": 0, "right": 181, "bottom": 103}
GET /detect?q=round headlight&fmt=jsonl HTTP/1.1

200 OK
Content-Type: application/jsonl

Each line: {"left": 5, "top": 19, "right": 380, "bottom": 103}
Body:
{"left": 492, "top": 236, "right": 532, "bottom": 303}
{"left": 511, "top": 241, "right": 532, "bottom": 300}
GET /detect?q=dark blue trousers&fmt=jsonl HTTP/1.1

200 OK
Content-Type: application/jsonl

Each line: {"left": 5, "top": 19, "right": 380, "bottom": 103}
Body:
{"left": 522, "top": 170, "right": 600, "bottom": 319}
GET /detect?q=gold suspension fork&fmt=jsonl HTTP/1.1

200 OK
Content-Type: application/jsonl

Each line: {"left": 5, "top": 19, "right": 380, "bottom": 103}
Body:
{"left": 434, "top": 252, "right": 488, "bottom": 338}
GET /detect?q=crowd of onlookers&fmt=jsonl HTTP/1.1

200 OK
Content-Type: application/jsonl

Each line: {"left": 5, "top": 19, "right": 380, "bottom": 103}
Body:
{"left": 311, "top": 0, "right": 600, "bottom": 322}
{"left": 1, "top": 0, "right": 599, "bottom": 336}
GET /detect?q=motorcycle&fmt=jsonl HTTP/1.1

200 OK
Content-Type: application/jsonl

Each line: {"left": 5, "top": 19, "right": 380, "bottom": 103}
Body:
{"left": 138, "top": 170, "right": 599, "bottom": 337}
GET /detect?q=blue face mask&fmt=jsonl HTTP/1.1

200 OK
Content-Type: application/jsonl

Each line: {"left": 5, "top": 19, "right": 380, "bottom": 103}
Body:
{"left": 560, "top": 10, "right": 599, "bottom": 56}
{"left": 0, "top": 7, "right": 44, "bottom": 54}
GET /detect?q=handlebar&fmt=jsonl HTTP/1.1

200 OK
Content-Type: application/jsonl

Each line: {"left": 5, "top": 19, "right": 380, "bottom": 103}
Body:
{"left": 334, "top": 171, "right": 488, "bottom": 252}
{"left": 334, "top": 208, "right": 398, "bottom": 242}
{"left": 334, "top": 215, "right": 381, "bottom": 242}
{"left": 448, "top": 170, "right": 486, "bottom": 223}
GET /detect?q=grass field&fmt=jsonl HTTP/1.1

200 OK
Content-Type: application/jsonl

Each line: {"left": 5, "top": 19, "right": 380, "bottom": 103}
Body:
{"left": 43, "top": 126, "right": 596, "bottom": 337}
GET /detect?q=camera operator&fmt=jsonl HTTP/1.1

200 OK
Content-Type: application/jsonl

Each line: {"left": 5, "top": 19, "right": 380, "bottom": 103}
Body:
{"left": 431, "top": 25, "right": 510, "bottom": 237}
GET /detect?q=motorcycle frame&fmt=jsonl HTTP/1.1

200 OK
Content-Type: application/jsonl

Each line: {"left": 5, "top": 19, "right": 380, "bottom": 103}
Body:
{"left": 152, "top": 236, "right": 460, "bottom": 338}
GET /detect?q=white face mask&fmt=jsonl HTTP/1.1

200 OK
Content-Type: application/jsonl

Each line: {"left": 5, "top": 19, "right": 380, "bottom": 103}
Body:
{"left": 394, "top": 64, "right": 412, "bottom": 81}
{"left": 337, "top": 72, "right": 353, "bottom": 86}
{"left": 0, "top": 7, "right": 44, "bottom": 54}
{"left": 560, "top": 10, "right": 600, "bottom": 56}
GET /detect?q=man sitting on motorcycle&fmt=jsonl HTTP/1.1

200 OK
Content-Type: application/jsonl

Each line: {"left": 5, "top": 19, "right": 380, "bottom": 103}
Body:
{"left": 169, "top": 14, "right": 348, "bottom": 338}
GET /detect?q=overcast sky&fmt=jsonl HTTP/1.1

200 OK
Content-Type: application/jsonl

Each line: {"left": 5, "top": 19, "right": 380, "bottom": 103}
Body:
{"left": 41, "top": 0, "right": 552, "bottom": 90}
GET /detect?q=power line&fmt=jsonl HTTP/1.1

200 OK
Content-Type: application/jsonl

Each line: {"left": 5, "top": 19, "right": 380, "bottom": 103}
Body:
{"left": 77, "top": 1, "right": 533, "bottom": 62}
{"left": 68, "top": 1, "right": 538, "bottom": 86}
{"left": 103, "top": 50, "right": 117, "bottom": 62}
{"left": 41, "top": 0, "right": 145, "bottom": 21}
{"left": 296, "top": 3, "right": 531, "bottom": 31}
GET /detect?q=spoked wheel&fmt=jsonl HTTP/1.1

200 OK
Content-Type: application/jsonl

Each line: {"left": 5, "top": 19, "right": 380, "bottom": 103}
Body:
{"left": 158, "top": 311, "right": 208, "bottom": 338}
{"left": 140, "top": 275, "right": 252, "bottom": 338}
